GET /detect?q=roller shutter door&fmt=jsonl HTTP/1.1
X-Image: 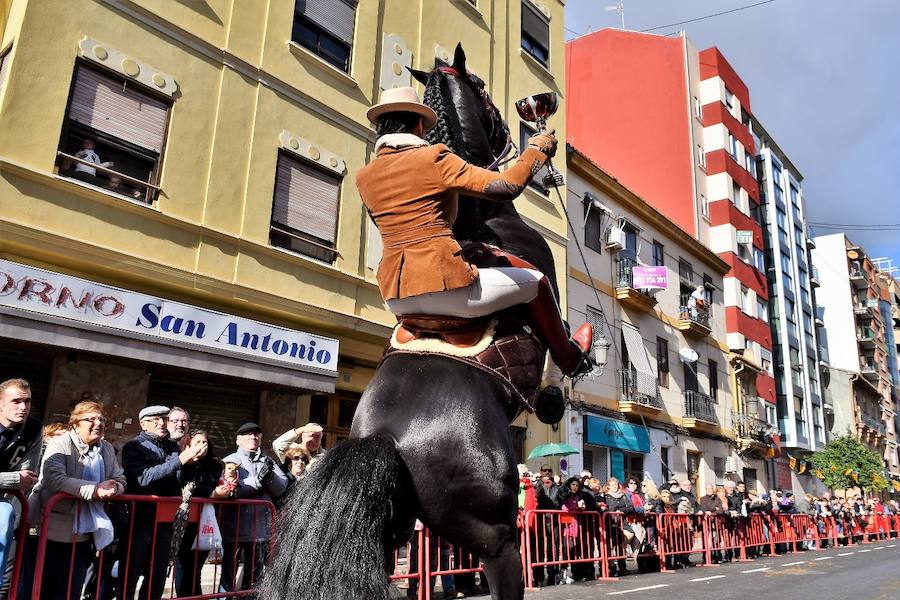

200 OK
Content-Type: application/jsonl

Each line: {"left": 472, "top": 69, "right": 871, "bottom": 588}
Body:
{"left": 147, "top": 378, "right": 260, "bottom": 454}
{"left": 0, "top": 346, "right": 54, "bottom": 419}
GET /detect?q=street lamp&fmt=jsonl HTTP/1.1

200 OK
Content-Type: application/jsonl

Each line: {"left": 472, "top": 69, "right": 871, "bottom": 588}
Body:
{"left": 592, "top": 333, "right": 612, "bottom": 374}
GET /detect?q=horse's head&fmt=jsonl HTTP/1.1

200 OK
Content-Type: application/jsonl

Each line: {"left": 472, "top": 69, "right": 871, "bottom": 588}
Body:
{"left": 410, "top": 44, "right": 511, "bottom": 168}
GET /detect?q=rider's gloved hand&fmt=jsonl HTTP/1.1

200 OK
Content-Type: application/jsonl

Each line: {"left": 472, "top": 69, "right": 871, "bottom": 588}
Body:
{"left": 527, "top": 128, "right": 557, "bottom": 158}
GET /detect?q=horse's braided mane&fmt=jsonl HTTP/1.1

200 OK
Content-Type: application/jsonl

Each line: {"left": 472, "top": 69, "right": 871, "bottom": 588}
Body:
{"left": 422, "top": 70, "right": 468, "bottom": 160}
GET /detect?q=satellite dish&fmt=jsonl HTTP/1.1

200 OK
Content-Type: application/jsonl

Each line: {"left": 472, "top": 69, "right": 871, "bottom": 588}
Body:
{"left": 679, "top": 348, "right": 699, "bottom": 363}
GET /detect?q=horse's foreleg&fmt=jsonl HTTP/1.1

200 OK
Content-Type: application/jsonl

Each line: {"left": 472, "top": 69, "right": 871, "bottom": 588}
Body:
{"left": 481, "top": 537, "right": 525, "bottom": 600}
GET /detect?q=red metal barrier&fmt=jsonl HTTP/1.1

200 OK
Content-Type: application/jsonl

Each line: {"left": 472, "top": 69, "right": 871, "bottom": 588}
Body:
{"left": 742, "top": 513, "right": 773, "bottom": 556}
{"left": 704, "top": 514, "right": 748, "bottom": 563}
{"left": 31, "top": 493, "right": 275, "bottom": 600}
{"left": 523, "top": 510, "right": 605, "bottom": 588}
{"left": 790, "top": 515, "right": 820, "bottom": 550}
{"left": 656, "top": 513, "right": 704, "bottom": 571}
{"left": 0, "top": 489, "right": 29, "bottom": 600}
{"left": 818, "top": 515, "right": 839, "bottom": 548}
{"left": 390, "top": 530, "right": 424, "bottom": 599}
{"left": 768, "top": 514, "right": 797, "bottom": 552}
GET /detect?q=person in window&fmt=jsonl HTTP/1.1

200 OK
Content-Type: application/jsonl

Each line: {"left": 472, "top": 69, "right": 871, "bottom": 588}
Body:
{"left": 73, "top": 138, "right": 113, "bottom": 182}
{"left": 356, "top": 86, "right": 593, "bottom": 378}
{"left": 688, "top": 284, "right": 706, "bottom": 321}
{"left": 32, "top": 401, "right": 125, "bottom": 600}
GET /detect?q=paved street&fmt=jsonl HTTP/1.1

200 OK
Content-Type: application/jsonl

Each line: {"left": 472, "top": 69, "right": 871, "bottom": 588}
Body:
{"left": 526, "top": 539, "right": 900, "bottom": 600}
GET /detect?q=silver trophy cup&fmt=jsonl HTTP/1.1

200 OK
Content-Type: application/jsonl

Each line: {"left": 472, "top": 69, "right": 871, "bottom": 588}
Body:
{"left": 515, "top": 92, "right": 564, "bottom": 187}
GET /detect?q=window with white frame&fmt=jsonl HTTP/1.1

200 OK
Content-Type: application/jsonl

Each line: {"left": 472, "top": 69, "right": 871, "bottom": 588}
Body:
{"left": 697, "top": 144, "right": 706, "bottom": 169}
{"left": 584, "top": 197, "right": 602, "bottom": 253}
{"left": 728, "top": 133, "right": 738, "bottom": 161}
{"left": 55, "top": 63, "right": 171, "bottom": 204}
{"left": 521, "top": 1, "right": 550, "bottom": 67}
{"left": 741, "top": 285, "right": 753, "bottom": 316}
{"left": 292, "top": 0, "right": 358, "bottom": 72}
{"left": 724, "top": 87, "right": 734, "bottom": 111}
{"left": 270, "top": 151, "right": 341, "bottom": 263}
{"left": 700, "top": 193, "right": 709, "bottom": 218}
{"left": 753, "top": 247, "right": 766, "bottom": 273}
{"left": 693, "top": 96, "right": 702, "bottom": 120}
{"left": 757, "top": 298, "right": 768, "bottom": 322}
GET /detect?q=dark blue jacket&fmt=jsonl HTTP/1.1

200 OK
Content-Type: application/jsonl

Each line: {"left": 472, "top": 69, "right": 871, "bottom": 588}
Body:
{"left": 122, "top": 432, "right": 182, "bottom": 496}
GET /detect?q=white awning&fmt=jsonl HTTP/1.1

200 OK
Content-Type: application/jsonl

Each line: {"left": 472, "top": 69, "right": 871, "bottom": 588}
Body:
{"left": 622, "top": 323, "right": 657, "bottom": 395}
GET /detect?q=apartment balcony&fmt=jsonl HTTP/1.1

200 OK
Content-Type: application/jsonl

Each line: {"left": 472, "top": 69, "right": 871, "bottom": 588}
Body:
{"left": 683, "top": 390, "right": 719, "bottom": 430}
{"left": 733, "top": 410, "right": 772, "bottom": 451}
{"left": 810, "top": 265, "right": 820, "bottom": 287}
{"left": 857, "top": 327, "right": 878, "bottom": 349}
{"left": 850, "top": 268, "right": 869, "bottom": 289}
{"left": 860, "top": 358, "right": 880, "bottom": 380}
{"left": 677, "top": 293, "right": 712, "bottom": 338}
{"left": 853, "top": 300, "right": 878, "bottom": 318}
{"left": 615, "top": 257, "right": 658, "bottom": 313}
{"left": 859, "top": 412, "right": 886, "bottom": 437}
{"left": 618, "top": 370, "right": 664, "bottom": 416}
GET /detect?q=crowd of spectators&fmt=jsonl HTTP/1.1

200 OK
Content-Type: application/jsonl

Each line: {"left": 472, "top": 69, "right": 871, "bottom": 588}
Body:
{"left": 0, "top": 377, "right": 326, "bottom": 600}
{"left": 517, "top": 464, "right": 900, "bottom": 587}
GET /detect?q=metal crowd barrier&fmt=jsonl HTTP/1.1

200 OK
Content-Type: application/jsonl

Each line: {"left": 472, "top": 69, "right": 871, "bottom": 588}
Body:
{"left": 30, "top": 493, "right": 275, "bottom": 600}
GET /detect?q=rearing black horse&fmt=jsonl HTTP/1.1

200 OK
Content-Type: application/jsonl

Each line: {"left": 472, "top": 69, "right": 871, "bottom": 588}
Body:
{"left": 258, "top": 45, "right": 557, "bottom": 600}
{"left": 411, "top": 45, "right": 560, "bottom": 299}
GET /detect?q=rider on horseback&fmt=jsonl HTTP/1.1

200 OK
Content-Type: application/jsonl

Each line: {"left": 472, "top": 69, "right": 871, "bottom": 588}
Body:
{"left": 357, "top": 87, "right": 593, "bottom": 378}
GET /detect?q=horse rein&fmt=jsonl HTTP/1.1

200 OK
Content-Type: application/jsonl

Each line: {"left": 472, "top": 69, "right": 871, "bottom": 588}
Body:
{"left": 437, "top": 66, "right": 516, "bottom": 171}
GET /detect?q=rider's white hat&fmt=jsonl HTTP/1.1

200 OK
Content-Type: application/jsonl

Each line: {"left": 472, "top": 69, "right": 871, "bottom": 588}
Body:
{"left": 366, "top": 86, "right": 437, "bottom": 131}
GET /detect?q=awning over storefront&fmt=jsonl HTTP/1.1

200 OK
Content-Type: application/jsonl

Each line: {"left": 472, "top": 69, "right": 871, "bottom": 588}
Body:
{"left": 585, "top": 415, "right": 651, "bottom": 454}
{"left": 621, "top": 323, "right": 657, "bottom": 395}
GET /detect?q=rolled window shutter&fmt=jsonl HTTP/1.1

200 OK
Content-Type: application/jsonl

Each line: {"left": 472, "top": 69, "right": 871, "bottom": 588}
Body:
{"left": 69, "top": 66, "right": 169, "bottom": 153}
{"left": 273, "top": 155, "right": 340, "bottom": 244}
{"left": 300, "top": 0, "right": 358, "bottom": 46}
{"left": 522, "top": 2, "right": 550, "bottom": 50}
{"left": 0, "top": 49, "right": 10, "bottom": 100}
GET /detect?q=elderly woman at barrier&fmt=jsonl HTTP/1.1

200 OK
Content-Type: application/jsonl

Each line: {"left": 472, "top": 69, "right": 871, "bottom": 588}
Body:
{"left": 601, "top": 477, "right": 634, "bottom": 577}
{"left": 31, "top": 401, "right": 125, "bottom": 600}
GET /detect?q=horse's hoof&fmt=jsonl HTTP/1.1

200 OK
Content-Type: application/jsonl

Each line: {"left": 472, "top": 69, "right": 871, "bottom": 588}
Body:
{"left": 535, "top": 386, "right": 565, "bottom": 424}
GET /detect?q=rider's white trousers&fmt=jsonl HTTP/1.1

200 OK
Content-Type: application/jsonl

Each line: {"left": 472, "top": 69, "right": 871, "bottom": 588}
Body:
{"left": 385, "top": 267, "right": 545, "bottom": 318}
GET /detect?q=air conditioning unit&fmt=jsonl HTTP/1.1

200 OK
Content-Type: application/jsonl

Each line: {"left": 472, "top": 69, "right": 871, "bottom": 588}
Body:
{"left": 725, "top": 456, "right": 737, "bottom": 473}
{"left": 606, "top": 224, "right": 625, "bottom": 250}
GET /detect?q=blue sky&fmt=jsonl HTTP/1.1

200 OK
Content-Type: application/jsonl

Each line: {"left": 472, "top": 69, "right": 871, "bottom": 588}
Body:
{"left": 564, "top": 0, "right": 900, "bottom": 268}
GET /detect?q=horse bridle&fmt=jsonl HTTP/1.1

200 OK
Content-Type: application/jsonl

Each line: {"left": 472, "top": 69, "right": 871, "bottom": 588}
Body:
{"left": 437, "top": 66, "right": 516, "bottom": 171}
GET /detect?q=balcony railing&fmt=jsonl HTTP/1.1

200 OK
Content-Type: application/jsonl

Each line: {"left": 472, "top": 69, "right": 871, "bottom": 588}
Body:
{"left": 619, "top": 370, "right": 663, "bottom": 409}
{"left": 679, "top": 292, "right": 711, "bottom": 329}
{"left": 684, "top": 390, "right": 718, "bottom": 425}
{"left": 860, "top": 413, "right": 886, "bottom": 435}
{"left": 615, "top": 257, "right": 654, "bottom": 297}
{"left": 733, "top": 411, "right": 772, "bottom": 444}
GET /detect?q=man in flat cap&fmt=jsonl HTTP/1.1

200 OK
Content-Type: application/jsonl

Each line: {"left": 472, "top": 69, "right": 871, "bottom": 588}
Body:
{"left": 120, "top": 405, "right": 205, "bottom": 600}
{"left": 220, "top": 422, "right": 288, "bottom": 593}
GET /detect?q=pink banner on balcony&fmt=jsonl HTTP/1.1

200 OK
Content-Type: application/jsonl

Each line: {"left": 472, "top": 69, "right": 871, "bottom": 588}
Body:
{"left": 631, "top": 266, "right": 668, "bottom": 290}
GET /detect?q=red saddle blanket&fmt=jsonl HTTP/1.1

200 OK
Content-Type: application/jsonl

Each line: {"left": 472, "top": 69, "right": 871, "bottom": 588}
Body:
{"left": 381, "top": 315, "right": 546, "bottom": 412}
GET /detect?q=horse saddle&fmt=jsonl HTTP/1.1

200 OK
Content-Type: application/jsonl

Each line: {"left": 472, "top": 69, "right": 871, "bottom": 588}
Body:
{"left": 384, "top": 313, "right": 546, "bottom": 412}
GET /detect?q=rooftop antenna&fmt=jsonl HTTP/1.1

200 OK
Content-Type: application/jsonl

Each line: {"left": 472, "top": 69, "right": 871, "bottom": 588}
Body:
{"left": 605, "top": 0, "right": 626, "bottom": 30}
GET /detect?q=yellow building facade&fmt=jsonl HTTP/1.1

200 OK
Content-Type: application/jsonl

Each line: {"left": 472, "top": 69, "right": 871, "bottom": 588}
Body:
{"left": 0, "top": 0, "right": 566, "bottom": 455}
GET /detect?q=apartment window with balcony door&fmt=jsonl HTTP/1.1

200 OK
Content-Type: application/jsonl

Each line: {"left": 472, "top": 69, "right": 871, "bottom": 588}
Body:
{"left": 781, "top": 252, "right": 793, "bottom": 287}
{"left": 521, "top": 1, "right": 550, "bottom": 67}
{"left": 583, "top": 198, "right": 602, "bottom": 253}
{"left": 776, "top": 208, "right": 787, "bottom": 232}
{"left": 709, "top": 359, "right": 719, "bottom": 402}
{"left": 732, "top": 180, "right": 742, "bottom": 207}
{"left": 794, "top": 395, "right": 806, "bottom": 438}
{"left": 55, "top": 64, "right": 171, "bottom": 204}
{"left": 765, "top": 404, "right": 777, "bottom": 428}
{"left": 728, "top": 133, "right": 738, "bottom": 161}
{"left": 703, "top": 273, "right": 714, "bottom": 304}
{"left": 741, "top": 285, "right": 753, "bottom": 316}
{"left": 757, "top": 298, "right": 768, "bottom": 322}
{"left": 753, "top": 247, "right": 766, "bottom": 273}
{"left": 714, "top": 456, "right": 726, "bottom": 485}
{"left": 657, "top": 337, "right": 669, "bottom": 388}
{"left": 292, "top": 0, "right": 358, "bottom": 72}
{"left": 270, "top": 152, "right": 341, "bottom": 263}
{"left": 652, "top": 241, "right": 665, "bottom": 267}
{"left": 724, "top": 87, "right": 734, "bottom": 111}
{"left": 738, "top": 240, "right": 751, "bottom": 263}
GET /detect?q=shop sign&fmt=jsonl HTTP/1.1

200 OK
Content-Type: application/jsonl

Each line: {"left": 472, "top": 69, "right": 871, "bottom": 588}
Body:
{"left": 585, "top": 415, "right": 651, "bottom": 453}
{"left": 0, "top": 259, "right": 339, "bottom": 374}
{"left": 631, "top": 266, "right": 667, "bottom": 290}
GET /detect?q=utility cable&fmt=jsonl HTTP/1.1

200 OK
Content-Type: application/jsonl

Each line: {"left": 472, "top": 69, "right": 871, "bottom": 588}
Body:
{"left": 546, "top": 158, "right": 676, "bottom": 483}
{"left": 640, "top": 0, "right": 778, "bottom": 33}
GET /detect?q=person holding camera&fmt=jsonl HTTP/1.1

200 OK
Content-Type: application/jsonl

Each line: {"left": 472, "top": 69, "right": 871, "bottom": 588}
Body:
{"left": 219, "top": 423, "right": 288, "bottom": 593}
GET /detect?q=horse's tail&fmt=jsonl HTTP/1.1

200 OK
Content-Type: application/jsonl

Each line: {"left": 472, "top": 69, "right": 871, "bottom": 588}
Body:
{"left": 258, "top": 435, "right": 401, "bottom": 600}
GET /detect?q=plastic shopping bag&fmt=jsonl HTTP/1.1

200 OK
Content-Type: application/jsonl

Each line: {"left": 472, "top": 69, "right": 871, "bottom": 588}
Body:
{"left": 192, "top": 503, "right": 223, "bottom": 553}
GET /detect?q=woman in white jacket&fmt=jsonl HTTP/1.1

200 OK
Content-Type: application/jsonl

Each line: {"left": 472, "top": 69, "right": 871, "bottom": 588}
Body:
{"left": 31, "top": 401, "right": 125, "bottom": 600}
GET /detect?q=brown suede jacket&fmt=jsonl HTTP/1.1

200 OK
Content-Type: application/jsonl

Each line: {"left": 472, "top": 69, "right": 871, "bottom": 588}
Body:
{"left": 356, "top": 135, "right": 548, "bottom": 300}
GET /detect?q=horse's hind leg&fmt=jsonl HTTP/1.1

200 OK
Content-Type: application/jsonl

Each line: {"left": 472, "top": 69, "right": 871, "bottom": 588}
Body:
{"left": 481, "top": 535, "right": 524, "bottom": 600}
